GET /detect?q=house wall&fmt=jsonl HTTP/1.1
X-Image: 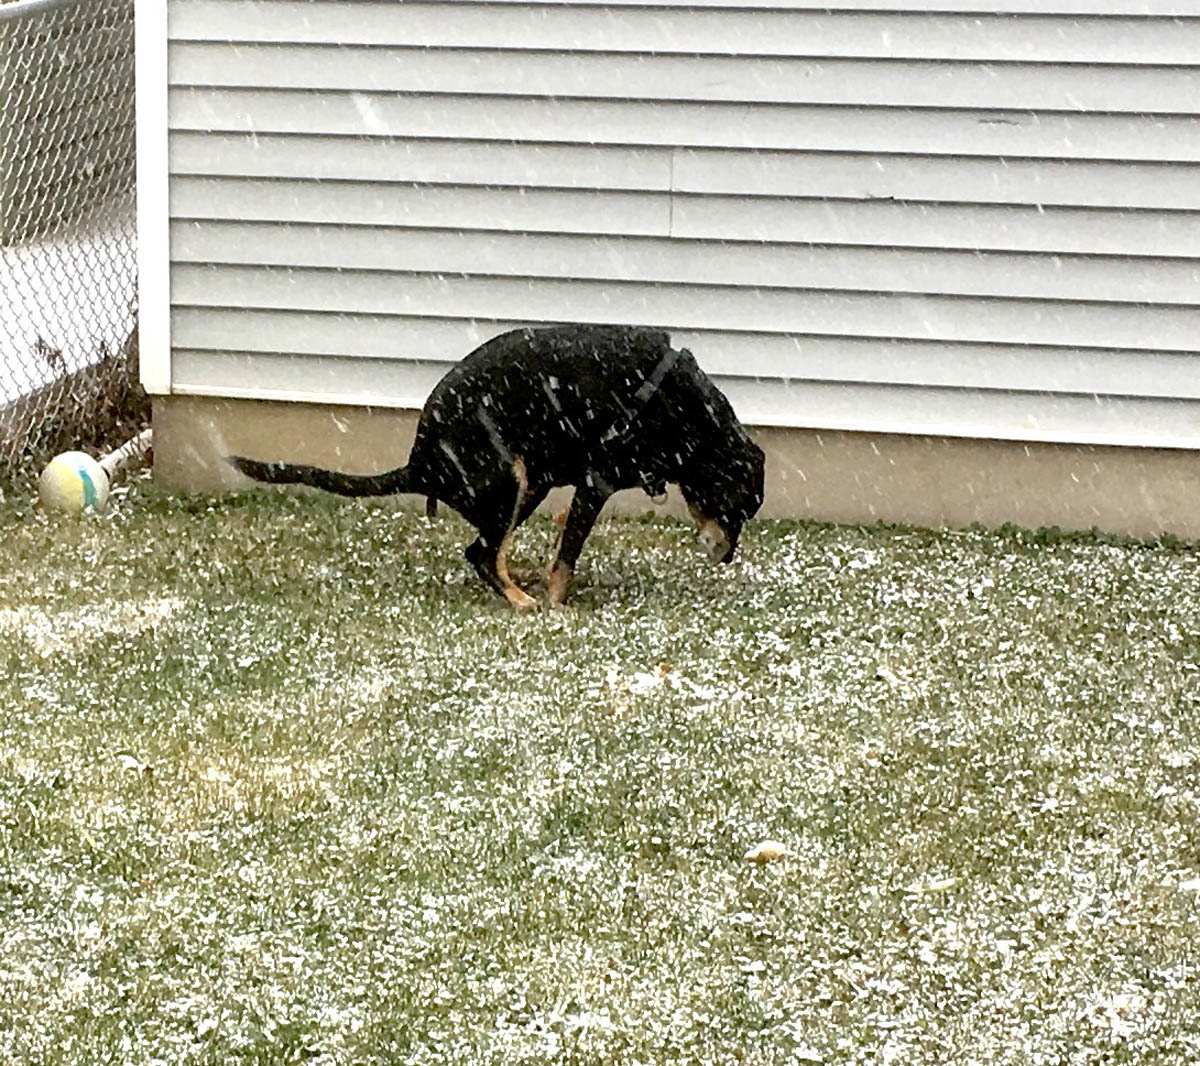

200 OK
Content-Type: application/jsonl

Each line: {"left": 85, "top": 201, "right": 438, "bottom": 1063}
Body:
{"left": 158, "top": 1, "right": 1200, "bottom": 444}
{"left": 146, "top": 0, "right": 1200, "bottom": 532}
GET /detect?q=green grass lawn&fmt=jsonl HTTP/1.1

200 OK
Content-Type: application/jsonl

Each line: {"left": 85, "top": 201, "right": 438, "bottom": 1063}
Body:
{"left": 2, "top": 478, "right": 1199, "bottom": 1064}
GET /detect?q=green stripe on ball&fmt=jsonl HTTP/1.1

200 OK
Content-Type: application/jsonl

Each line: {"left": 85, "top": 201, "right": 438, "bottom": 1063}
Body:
{"left": 78, "top": 466, "right": 98, "bottom": 510}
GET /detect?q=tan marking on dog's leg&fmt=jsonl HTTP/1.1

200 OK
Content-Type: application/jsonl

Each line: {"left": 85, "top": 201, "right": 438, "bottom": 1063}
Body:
{"left": 497, "top": 531, "right": 538, "bottom": 610}
{"left": 544, "top": 523, "right": 568, "bottom": 606}
{"left": 547, "top": 559, "right": 573, "bottom": 608}
{"left": 688, "top": 503, "right": 732, "bottom": 562}
{"left": 501, "top": 579, "right": 539, "bottom": 610}
{"left": 496, "top": 458, "right": 538, "bottom": 610}
{"left": 547, "top": 495, "right": 569, "bottom": 607}
{"left": 549, "top": 523, "right": 564, "bottom": 570}
{"left": 698, "top": 518, "right": 732, "bottom": 563}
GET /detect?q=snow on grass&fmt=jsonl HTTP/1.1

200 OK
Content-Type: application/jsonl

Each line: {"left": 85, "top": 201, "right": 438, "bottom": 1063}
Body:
{"left": 0, "top": 482, "right": 1198, "bottom": 1064}
{"left": 0, "top": 596, "right": 183, "bottom": 658}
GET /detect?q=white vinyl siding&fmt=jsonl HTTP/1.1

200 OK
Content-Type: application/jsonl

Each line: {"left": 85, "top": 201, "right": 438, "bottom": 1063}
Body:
{"left": 161, "top": 0, "right": 1200, "bottom": 447}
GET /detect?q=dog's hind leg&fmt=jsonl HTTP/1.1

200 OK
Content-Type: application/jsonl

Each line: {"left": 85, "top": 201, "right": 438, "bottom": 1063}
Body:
{"left": 548, "top": 482, "right": 609, "bottom": 607}
{"left": 464, "top": 458, "right": 541, "bottom": 610}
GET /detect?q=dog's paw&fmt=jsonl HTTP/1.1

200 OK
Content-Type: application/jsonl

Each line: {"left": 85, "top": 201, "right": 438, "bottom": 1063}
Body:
{"left": 503, "top": 586, "right": 540, "bottom": 611}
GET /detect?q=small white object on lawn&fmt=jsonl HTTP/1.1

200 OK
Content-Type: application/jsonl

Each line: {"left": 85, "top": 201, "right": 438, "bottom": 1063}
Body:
{"left": 905, "top": 877, "right": 960, "bottom": 895}
{"left": 744, "top": 840, "right": 790, "bottom": 864}
{"left": 115, "top": 752, "right": 151, "bottom": 775}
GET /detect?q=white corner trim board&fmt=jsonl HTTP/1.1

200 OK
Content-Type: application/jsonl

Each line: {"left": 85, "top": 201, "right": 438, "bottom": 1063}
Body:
{"left": 135, "top": 0, "right": 171, "bottom": 395}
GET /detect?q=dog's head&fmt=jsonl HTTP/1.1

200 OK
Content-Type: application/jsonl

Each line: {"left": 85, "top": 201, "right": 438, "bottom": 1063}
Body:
{"left": 681, "top": 439, "right": 765, "bottom": 564}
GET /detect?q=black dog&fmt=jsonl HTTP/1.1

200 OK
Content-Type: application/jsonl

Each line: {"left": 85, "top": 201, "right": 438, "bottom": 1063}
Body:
{"left": 230, "top": 324, "right": 764, "bottom": 608}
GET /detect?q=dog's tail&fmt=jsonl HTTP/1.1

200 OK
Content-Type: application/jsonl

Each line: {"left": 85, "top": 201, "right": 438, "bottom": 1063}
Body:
{"left": 228, "top": 455, "right": 418, "bottom": 498}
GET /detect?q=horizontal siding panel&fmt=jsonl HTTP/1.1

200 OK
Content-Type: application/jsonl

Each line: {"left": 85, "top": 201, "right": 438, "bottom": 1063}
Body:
{"left": 170, "top": 133, "right": 1200, "bottom": 213}
{"left": 171, "top": 178, "right": 1200, "bottom": 257}
{"left": 672, "top": 197, "right": 1200, "bottom": 258}
{"left": 171, "top": 309, "right": 1200, "bottom": 401}
{"left": 171, "top": 178, "right": 672, "bottom": 236}
{"left": 169, "top": 134, "right": 674, "bottom": 192}
{"left": 168, "top": 43, "right": 1200, "bottom": 115}
{"left": 726, "top": 379, "right": 1200, "bottom": 447}
{"left": 724, "top": 379, "right": 1200, "bottom": 446}
{"left": 170, "top": 222, "right": 1200, "bottom": 307}
{"left": 169, "top": 349, "right": 1200, "bottom": 449}
{"left": 173, "top": 311, "right": 509, "bottom": 367}
{"left": 171, "top": 266, "right": 1200, "bottom": 353}
{"left": 672, "top": 151, "right": 1200, "bottom": 212}
{"left": 169, "top": 90, "right": 1200, "bottom": 163}
{"left": 172, "top": 350, "right": 444, "bottom": 410}
{"left": 168, "top": 2, "right": 1200, "bottom": 65}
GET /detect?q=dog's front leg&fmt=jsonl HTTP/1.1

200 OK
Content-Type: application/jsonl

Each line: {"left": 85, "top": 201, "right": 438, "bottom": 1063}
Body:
{"left": 548, "top": 483, "right": 609, "bottom": 607}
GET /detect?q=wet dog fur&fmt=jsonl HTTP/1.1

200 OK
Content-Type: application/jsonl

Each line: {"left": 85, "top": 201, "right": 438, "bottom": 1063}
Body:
{"left": 229, "top": 324, "right": 765, "bottom": 608}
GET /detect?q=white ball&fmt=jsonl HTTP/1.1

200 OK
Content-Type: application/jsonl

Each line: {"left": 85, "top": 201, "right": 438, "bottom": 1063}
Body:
{"left": 39, "top": 451, "right": 110, "bottom": 514}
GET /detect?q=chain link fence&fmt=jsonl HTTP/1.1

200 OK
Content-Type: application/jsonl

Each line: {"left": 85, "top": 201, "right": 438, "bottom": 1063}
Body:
{"left": 0, "top": 0, "right": 145, "bottom": 483}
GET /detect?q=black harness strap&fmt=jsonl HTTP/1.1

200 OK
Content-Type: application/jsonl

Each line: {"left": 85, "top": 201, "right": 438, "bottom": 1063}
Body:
{"left": 601, "top": 346, "right": 682, "bottom": 443}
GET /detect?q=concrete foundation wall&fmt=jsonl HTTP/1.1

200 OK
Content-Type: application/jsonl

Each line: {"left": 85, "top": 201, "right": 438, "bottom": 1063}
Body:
{"left": 154, "top": 395, "right": 1200, "bottom": 541}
